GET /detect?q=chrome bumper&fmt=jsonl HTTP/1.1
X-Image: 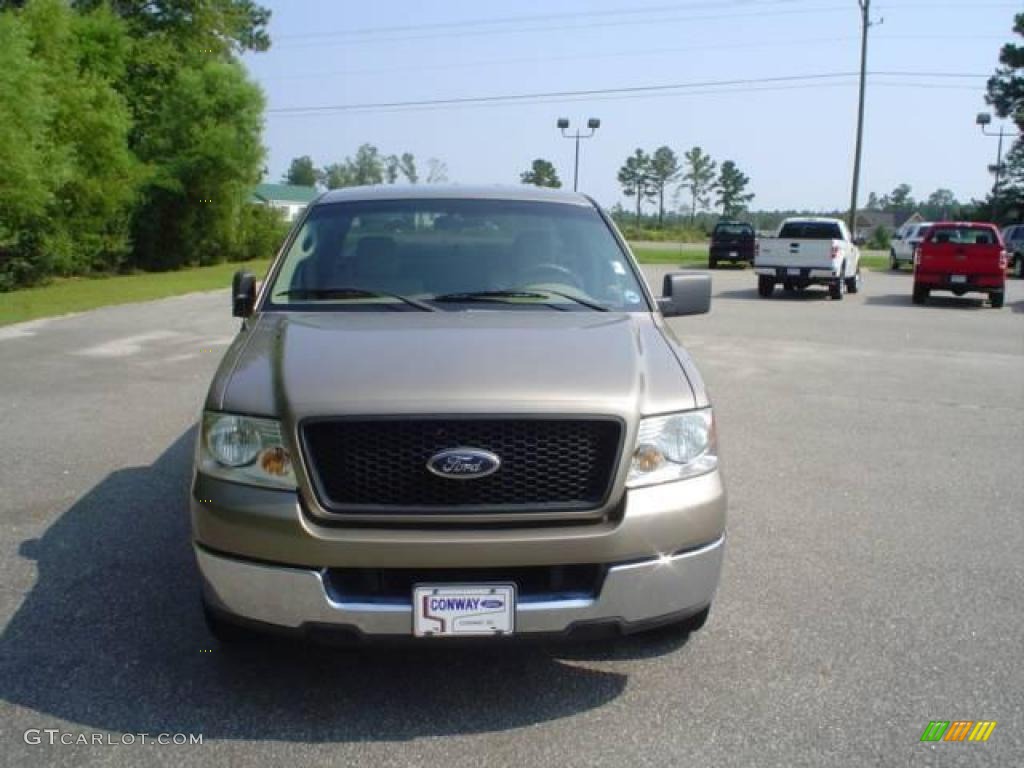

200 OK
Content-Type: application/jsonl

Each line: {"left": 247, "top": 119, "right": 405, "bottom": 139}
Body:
{"left": 754, "top": 267, "right": 836, "bottom": 278}
{"left": 196, "top": 536, "right": 725, "bottom": 637}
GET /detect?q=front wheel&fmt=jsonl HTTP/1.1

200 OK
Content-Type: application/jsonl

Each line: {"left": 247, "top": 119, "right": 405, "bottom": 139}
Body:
{"left": 890, "top": 250, "right": 898, "bottom": 270}
{"left": 709, "top": 256, "right": 718, "bottom": 269}
{"left": 757, "top": 275, "right": 775, "bottom": 298}
{"left": 990, "top": 291, "right": 1005, "bottom": 309}
{"left": 912, "top": 283, "right": 929, "bottom": 305}
{"left": 1014, "top": 256, "right": 1023, "bottom": 279}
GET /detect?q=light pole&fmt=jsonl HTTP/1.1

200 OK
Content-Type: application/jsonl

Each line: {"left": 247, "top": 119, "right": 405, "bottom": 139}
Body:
{"left": 976, "top": 110, "right": 1022, "bottom": 220}
{"left": 558, "top": 117, "right": 600, "bottom": 192}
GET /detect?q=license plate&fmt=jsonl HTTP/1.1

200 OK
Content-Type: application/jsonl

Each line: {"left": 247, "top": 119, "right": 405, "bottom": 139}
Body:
{"left": 787, "top": 268, "right": 801, "bottom": 276}
{"left": 729, "top": 251, "right": 738, "bottom": 258}
{"left": 950, "top": 275, "right": 967, "bottom": 284}
{"left": 413, "top": 584, "right": 515, "bottom": 637}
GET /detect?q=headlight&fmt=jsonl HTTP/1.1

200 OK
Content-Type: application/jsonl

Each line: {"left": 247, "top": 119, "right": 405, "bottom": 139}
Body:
{"left": 200, "top": 412, "right": 296, "bottom": 490}
{"left": 626, "top": 408, "right": 717, "bottom": 488}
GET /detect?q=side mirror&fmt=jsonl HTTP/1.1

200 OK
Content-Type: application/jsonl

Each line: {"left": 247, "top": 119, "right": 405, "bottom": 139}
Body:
{"left": 853, "top": 236, "right": 867, "bottom": 247}
{"left": 658, "top": 273, "right": 711, "bottom": 317}
{"left": 232, "top": 270, "right": 256, "bottom": 318}
{"left": 891, "top": 233, "right": 902, "bottom": 240}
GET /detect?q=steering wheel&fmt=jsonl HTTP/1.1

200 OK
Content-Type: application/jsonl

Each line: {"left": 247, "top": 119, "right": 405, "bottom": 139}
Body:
{"left": 522, "top": 263, "right": 583, "bottom": 291}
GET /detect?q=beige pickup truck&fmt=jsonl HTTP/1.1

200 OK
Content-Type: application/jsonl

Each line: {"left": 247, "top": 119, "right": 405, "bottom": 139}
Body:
{"left": 192, "top": 185, "right": 726, "bottom": 645}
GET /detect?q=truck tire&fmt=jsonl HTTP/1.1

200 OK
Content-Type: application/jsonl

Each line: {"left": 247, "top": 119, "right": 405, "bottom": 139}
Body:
{"left": 829, "top": 266, "right": 846, "bottom": 300}
{"left": 1014, "top": 255, "right": 1023, "bottom": 279}
{"left": 990, "top": 291, "right": 1005, "bottom": 309}
{"left": 709, "top": 256, "right": 718, "bottom": 269}
{"left": 679, "top": 605, "right": 711, "bottom": 633}
{"left": 203, "top": 599, "right": 259, "bottom": 645}
{"left": 845, "top": 269, "right": 862, "bottom": 294}
{"left": 757, "top": 275, "right": 774, "bottom": 298}
{"left": 912, "top": 283, "right": 928, "bottom": 304}
{"left": 890, "top": 250, "right": 898, "bottom": 270}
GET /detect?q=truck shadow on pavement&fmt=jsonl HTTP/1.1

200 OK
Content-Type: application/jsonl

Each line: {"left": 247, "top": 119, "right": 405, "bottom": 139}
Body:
{"left": 715, "top": 288, "right": 832, "bottom": 302}
{"left": 1, "top": 429, "right": 689, "bottom": 742}
{"left": 863, "top": 294, "right": 992, "bottom": 309}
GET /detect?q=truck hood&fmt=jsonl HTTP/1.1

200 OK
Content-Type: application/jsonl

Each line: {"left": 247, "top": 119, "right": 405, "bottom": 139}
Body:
{"left": 212, "top": 310, "right": 704, "bottom": 420}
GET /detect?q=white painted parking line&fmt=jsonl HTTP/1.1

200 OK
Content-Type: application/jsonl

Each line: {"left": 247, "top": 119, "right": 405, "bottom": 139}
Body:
{"left": 76, "top": 331, "right": 185, "bottom": 358}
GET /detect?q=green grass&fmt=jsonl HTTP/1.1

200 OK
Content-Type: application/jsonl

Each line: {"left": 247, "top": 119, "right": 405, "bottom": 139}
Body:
{"left": 0, "top": 259, "right": 271, "bottom": 327}
{"left": 0, "top": 244, "right": 893, "bottom": 327}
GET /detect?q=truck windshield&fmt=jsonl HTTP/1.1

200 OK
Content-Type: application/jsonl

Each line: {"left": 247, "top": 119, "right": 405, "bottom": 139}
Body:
{"left": 265, "top": 198, "right": 648, "bottom": 312}
{"left": 778, "top": 222, "right": 842, "bottom": 240}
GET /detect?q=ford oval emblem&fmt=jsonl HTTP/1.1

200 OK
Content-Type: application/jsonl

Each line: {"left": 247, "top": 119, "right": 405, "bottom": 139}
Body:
{"left": 427, "top": 447, "right": 501, "bottom": 480}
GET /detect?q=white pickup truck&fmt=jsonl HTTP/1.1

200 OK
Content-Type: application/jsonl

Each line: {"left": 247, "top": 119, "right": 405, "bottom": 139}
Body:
{"left": 754, "top": 217, "right": 862, "bottom": 299}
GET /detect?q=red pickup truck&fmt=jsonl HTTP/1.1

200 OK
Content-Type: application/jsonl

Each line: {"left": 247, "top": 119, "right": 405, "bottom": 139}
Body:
{"left": 912, "top": 222, "right": 1007, "bottom": 308}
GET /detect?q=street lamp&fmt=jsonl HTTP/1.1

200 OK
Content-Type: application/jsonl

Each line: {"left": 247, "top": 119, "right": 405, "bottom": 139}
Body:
{"left": 558, "top": 117, "right": 601, "bottom": 192}
{"left": 976, "top": 106, "right": 1022, "bottom": 219}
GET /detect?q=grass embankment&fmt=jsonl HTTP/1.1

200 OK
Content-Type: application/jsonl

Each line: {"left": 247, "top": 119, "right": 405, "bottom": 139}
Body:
{"left": 0, "top": 259, "right": 271, "bottom": 327}
{"left": 0, "top": 246, "right": 891, "bottom": 327}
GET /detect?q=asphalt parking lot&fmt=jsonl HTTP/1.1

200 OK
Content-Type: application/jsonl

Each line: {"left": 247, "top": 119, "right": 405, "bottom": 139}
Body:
{"left": 1, "top": 265, "right": 1022, "bottom": 767}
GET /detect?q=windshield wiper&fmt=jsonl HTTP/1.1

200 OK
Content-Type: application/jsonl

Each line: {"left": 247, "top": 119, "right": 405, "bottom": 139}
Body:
{"left": 431, "top": 289, "right": 609, "bottom": 311}
{"left": 273, "top": 287, "right": 437, "bottom": 312}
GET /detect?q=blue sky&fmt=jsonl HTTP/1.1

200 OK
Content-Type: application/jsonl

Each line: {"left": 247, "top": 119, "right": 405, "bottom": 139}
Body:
{"left": 242, "top": 0, "right": 1020, "bottom": 212}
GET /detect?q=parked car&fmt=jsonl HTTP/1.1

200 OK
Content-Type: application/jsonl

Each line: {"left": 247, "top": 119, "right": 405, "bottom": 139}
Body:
{"left": 193, "top": 186, "right": 726, "bottom": 645}
{"left": 913, "top": 222, "right": 1006, "bottom": 307}
{"left": 709, "top": 220, "right": 756, "bottom": 268}
{"left": 1001, "top": 224, "right": 1024, "bottom": 278}
{"left": 890, "top": 221, "right": 934, "bottom": 270}
{"left": 754, "top": 217, "right": 862, "bottom": 299}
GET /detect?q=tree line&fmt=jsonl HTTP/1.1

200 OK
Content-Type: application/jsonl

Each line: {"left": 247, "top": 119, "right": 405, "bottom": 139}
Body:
{"left": 617, "top": 147, "right": 753, "bottom": 228}
{"left": 0, "top": 0, "right": 273, "bottom": 291}
{"left": 516, "top": 147, "right": 754, "bottom": 228}
{"left": 283, "top": 147, "right": 450, "bottom": 188}
{"left": 864, "top": 185, "right": 965, "bottom": 221}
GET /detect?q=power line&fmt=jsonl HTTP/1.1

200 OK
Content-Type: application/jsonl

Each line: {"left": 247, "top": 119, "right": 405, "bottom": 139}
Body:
{"left": 263, "top": 78, "right": 981, "bottom": 119}
{"left": 258, "top": 34, "right": 999, "bottom": 83}
{"left": 261, "top": 35, "right": 859, "bottom": 82}
{"left": 270, "top": 1, "right": 1020, "bottom": 48}
{"left": 274, "top": 0, "right": 797, "bottom": 41}
{"left": 273, "top": 4, "right": 853, "bottom": 49}
{"left": 267, "top": 73, "right": 861, "bottom": 114}
{"left": 265, "top": 71, "right": 989, "bottom": 117}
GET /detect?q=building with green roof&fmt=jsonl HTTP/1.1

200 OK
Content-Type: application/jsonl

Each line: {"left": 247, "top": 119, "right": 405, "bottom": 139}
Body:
{"left": 250, "top": 183, "right": 319, "bottom": 222}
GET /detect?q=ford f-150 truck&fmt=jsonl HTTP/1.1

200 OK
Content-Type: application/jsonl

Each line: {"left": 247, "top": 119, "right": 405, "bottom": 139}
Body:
{"left": 709, "top": 220, "right": 756, "bottom": 268}
{"left": 193, "top": 186, "right": 726, "bottom": 645}
{"left": 754, "top": 217, "right": 862, "bottom": 299}
{"left": 890, "top": 221, "right": 934, "bottom": 270}
{"left": 912, "top": 222, "right": 1007, "bottom": 307}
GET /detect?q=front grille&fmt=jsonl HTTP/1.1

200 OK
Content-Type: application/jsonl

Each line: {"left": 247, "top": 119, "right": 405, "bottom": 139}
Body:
{"left": 301, "top": 417, "right": 623, "bottom": 513}
{"left": 324, "top": 564, "right": 606, "bottom": 603}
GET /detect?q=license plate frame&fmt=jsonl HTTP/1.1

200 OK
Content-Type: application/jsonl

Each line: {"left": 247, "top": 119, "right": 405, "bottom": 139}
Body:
{"left": 950, "top": 275, "right": 967, "bottom": 284}
{"left": 787, "top": 268, "right": 802, "bottom": 276}
{"left": 413, "top": 584, "right": 516, "bottom": 637}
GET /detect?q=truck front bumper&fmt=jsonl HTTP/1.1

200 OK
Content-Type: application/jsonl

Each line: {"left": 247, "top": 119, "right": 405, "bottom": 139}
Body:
{"left": 196, "top": 535, "right": 724, "bottom": 639}
{"left": 193, "top": 471, "right": 727, "bottom": 640}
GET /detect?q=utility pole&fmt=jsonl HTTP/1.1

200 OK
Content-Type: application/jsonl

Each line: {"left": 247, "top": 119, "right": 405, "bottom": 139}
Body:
{"left": 847, "top": 0, "right": 871, "bottom": 236}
